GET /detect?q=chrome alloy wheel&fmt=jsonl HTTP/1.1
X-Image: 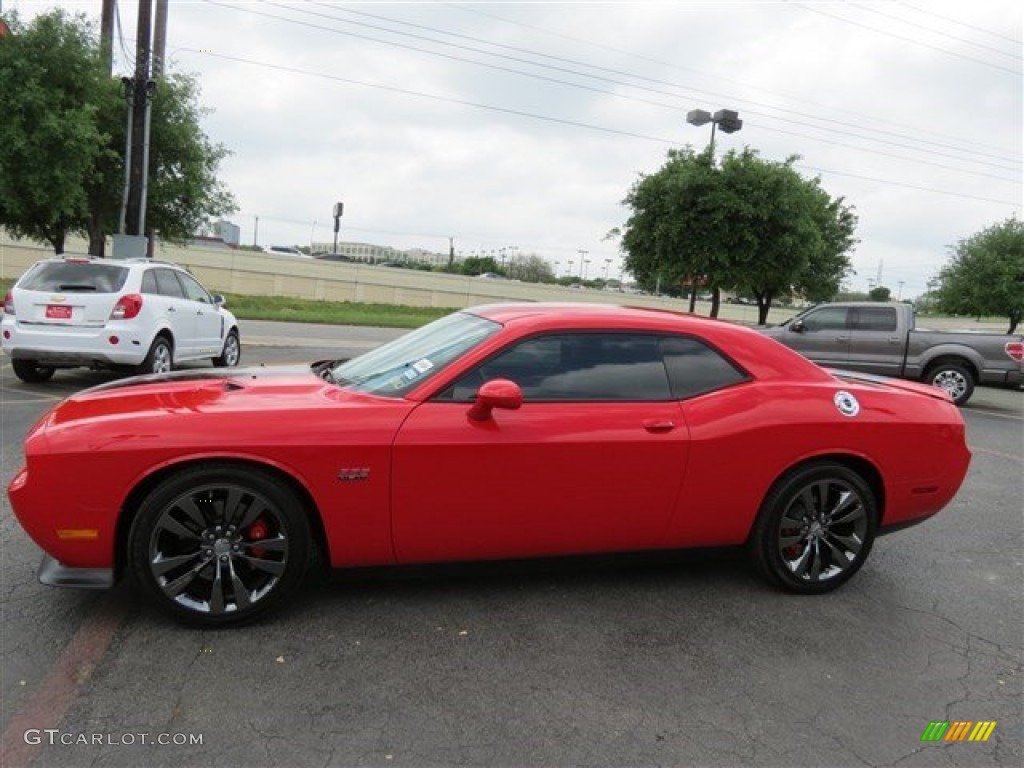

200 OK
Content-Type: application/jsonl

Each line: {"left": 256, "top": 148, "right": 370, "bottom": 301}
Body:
{"left": 777, "top": 479, "right": 868, "bottom": 582}
{"left": 147, "top": 483, "right": 289, "bottom": 615}
{"left": 222, "top": 333, "right": 240, "bottom": 366}
{"left": 151, "top": 341, "right": 172, "bottom": 374}
{"left": 931, "top": 369, "right": 968, "bottom": 402}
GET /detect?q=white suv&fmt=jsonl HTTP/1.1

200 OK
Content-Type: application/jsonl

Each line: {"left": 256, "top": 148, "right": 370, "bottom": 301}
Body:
{"left": 2, "top": 257, "right": 240, "bottom": 383}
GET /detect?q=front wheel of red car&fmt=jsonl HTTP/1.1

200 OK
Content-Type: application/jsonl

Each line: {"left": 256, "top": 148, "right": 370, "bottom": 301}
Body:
{"left": 128, "top": 465, "right": 311, "bottom": 626}
{"left": 750, "top": 462, "right": 877, "bottom": 594}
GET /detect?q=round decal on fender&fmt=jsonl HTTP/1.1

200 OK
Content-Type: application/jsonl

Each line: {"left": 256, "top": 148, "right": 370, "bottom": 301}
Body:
{"left": 834, "top": 390, "right": 860, "bottom": 417}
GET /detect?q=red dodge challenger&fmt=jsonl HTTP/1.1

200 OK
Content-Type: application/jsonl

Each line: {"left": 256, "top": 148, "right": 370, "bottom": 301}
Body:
{"left": 8, "top": 303, "right": 971, "bottom": 626}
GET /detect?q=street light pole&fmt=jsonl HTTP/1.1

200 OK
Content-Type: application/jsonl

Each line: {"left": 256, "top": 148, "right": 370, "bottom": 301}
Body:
{"left": 577, "top": 249, "right": 588, "bottom": 279}
{"left": 685, "top": 107, "right": 743, "bottom": 315}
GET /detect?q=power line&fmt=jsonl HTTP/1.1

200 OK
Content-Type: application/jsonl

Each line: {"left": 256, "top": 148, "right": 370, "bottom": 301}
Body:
{"left": 896, "top": 0, "right": 1023, "bottom": 47}
{"left": 847, "top": 1, "right": 1022, "bottom": 60}
{"left": 306, "top": 0, "right": 1019, "bottom": 167}
{"left": 446, "top": 0, "right": 1019, "bottom": 160}
{"left": 210, "top": 0, "right": 1020, "bottom": 179}
{"left": 183, "top": 48, "right": 1020, "bottom": 208}
{"left": 792, "top": 2, "right": 1022, "bottom": 76}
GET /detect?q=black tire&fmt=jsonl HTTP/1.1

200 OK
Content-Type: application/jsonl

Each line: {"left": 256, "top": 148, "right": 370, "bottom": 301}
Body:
{"left": 128, "top": 464, "right": 311, "bottom": 626}
{"left": 213, "top": 329, "right": 240, "bottom": 368}
{"left": 750, "top": 462, "right": 877, "bottom": 594}
{"left": 11, "top": 359, "right": 56, "bottom": 383}
{"left": 138, "top": 336, "right": 173, "bottom": 375}
{"left": 923, "top": 362, "right": 975, "bottom": 406}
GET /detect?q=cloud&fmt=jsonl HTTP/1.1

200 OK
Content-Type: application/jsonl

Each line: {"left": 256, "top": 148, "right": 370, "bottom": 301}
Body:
{"left": 14, "top": 0, "right": 1021, "bottom": 297}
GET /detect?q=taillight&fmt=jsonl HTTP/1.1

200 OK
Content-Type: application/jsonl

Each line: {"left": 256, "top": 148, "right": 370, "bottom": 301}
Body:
{"left": 1006, "top": 341, "right": 1024, "bottom": 363}
{"left": 110, "top": 294, "right": 143, "bottom": 320}
{"left": 2, "top": 291, "right": 14, "bottom": 315}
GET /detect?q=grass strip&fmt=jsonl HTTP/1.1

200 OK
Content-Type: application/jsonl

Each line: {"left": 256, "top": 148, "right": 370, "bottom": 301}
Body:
{"left": 221, "top": 293, "right": 455, "bottom": 329}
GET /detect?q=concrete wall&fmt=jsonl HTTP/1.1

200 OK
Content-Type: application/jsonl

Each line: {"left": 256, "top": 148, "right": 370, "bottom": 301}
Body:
{"left": 2, "top": 232, "right": 777, "bottom": 316}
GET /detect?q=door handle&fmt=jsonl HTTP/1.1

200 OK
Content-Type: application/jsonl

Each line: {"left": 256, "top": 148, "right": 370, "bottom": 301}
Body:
{"left": 888, "top": 336, "right": 900, "bottom": 343}
{"left": 643, "top": 420, "right": 676, "bottom": 433}
{"left": 835, "top": 335, "right": 850, "bottom": 341}
{"left": 167, "top": 306, "right": 176, "bottom": 313}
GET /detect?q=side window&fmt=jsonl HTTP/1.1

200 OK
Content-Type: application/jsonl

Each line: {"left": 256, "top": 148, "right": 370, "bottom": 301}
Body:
{"left": 451, "top": 333, "right": 672, "bottom": 401}
{"left": 175, "top": 272, "right": 212, "bottom": 303}
{"left": 801, "top": 307, "right": 849, "bottom": 332}
{"left": 661, "top": 337, "right": 749, "bottom": 399}
{"left": 154, "top": 269, "right": 186, "bottom": 298}
{"left": 853, "top": 307, "right": 898, "bottom": 331}
{"left": 141, "top": 271, "right": 158, "bottom": 294}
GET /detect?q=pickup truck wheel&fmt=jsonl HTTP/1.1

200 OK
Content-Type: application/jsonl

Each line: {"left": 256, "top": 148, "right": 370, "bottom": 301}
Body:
{"left": 925, "top": 362, "right": 975, "bottom": 406}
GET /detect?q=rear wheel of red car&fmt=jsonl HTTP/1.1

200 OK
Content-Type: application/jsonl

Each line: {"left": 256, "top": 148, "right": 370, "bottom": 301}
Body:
{"left": 128, "top": 465, "right": 311, "bottom": 626}
{"left": 11, "top": 359, "right": 56, "bottom": 383}
{"left": 139, "top": 336, "right": 173, "bottom": 375}
{"left": 924, "top": 361, "right": 975, "bottom": 406}
{"left": 750, "top": 462, "right": 877, "bottom": 594}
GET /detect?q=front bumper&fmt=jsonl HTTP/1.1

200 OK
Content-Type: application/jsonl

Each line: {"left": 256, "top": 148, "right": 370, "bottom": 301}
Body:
{"left": 38, "top": 554, "right": 114, "bottom": 589}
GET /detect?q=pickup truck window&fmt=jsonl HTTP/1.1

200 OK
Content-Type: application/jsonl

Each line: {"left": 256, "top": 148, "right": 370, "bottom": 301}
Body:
{"left": 802, "top": 307, "right": 848, "bottom": 331}
{"left": 852, "top": 307, "right": 898, "bottom": 332}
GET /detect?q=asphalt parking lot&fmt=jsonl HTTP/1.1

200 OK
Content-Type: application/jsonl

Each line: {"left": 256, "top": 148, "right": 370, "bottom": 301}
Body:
{"left": 1, "top": 320, "right": 1021, "bottom": 768}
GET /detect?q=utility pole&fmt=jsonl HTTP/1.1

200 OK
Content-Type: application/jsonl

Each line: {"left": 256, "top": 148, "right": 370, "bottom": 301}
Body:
{"left": 152, "top": 0, "right": 168, "bottom": 77}
{"left": 577, "top": 249, "right": 588, "bottom": 279}
{"left": 448, "top": 237, "right": 455, "bottom": 269}
{"left": 125, "top": 0, "right": 154, "bottom": 239}
{"left": 100, "top": 0, "right": 115, "bottom": 74}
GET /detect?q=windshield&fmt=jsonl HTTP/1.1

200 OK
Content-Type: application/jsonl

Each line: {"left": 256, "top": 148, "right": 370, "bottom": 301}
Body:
{"left": 329, "top": 311, "right": 501, "bottom": 397}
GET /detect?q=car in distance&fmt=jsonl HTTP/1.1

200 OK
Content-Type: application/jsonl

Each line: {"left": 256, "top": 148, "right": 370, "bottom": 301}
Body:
{"left": 2, "top": 257, "right": 240, "bottom": 382}
{"left": 8, "top": 303, "right": 970, "bottom": 626}
{"left": 761, "top": 301, "right": 1024, "bottom": 405}
{"left": 263, "top": 245, "right": 307, "bottom": 257}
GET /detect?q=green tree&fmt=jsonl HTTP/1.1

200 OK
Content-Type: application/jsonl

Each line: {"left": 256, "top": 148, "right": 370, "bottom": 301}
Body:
{"left": 506, "top": 253, "right": 555, "bottom": 283}
{"left": 0, "top": 10, "right": 235, "bottom": 257}
{"left": 456, "top": 256, "right": 501, "bottom": 276}
{"left": 936, "top": 217, "right": 1024, "bottom": 334}
{"left": 621, "top": 147, "right": 856, "bottom": 324}
{"left": 0, "top": 10, "right": 107, "bottom": 253}
{"left": 868, "top": 285, "right": 892, "bottom": 302}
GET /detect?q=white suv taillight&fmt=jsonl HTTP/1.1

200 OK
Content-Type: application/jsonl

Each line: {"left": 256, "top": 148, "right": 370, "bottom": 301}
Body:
{"left": 110, "top": 294, "right": 143, "bottom": 320}
{"left": 3, "top": 291, "right": 14, "bottom": 315}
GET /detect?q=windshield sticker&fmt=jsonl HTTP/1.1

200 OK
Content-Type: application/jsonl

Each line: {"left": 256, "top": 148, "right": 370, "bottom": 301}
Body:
{"left": 834, "top": 390, "right": 860, "bottom": 417}
{"left": 412, "top": 358, "right": 434, "bottom": 374}
{"left": 402, "top": 369, "right": 420, "bottom": 381}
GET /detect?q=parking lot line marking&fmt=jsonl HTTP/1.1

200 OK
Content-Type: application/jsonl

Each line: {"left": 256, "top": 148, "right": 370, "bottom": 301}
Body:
{"left": 0, "top": 592, "right": 127, "bottom": 767}
{"left": 965, "top": 408, "right": 1023, "bottom": 423}
{"left": 970, "top": 446, "right": 1023, "bottom": 463}
{"left": 1, "top": 395, "right": 66, "bottom": 404}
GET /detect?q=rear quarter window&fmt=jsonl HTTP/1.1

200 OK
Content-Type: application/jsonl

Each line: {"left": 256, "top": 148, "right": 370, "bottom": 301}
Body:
{"left": 661, "top": 336, "right": 749, "bottom": 399}
{"left": 19, "top": 262, "right": 129, "bottom": 293}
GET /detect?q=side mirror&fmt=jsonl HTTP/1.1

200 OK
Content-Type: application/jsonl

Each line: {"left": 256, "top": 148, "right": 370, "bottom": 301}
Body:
{"left": 790, "top": 319, "right": 805, "bottom": 333}
{"left": 212, "top": 294, "right": 226, "bottom": 307}
{"left": 467, "top": 378, "right": 523, "bottom": 421}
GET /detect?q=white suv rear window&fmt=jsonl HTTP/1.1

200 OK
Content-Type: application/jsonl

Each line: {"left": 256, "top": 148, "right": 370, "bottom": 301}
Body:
{"left": 20, "top": 263, "right": 130, "bottom": 293}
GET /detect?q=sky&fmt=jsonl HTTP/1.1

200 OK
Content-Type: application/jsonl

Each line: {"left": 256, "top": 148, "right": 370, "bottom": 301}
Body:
{"left": 9, "top": 0, "right": 1023, "bottom": 297}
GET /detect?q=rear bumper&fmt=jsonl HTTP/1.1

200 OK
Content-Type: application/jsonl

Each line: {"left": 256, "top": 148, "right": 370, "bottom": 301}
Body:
{"left": 1, "top": 317, "right": 147, "bottom": 367}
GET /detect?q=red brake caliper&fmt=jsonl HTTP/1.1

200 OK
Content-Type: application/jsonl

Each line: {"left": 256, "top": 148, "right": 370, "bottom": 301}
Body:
{"left": 247, "top": 519, "right": 268, "bottom": 558}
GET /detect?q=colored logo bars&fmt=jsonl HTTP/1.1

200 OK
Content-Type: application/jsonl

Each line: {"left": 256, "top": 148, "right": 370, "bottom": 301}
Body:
{"left": 921, "top": 721, "right": 997, "bottom": 743}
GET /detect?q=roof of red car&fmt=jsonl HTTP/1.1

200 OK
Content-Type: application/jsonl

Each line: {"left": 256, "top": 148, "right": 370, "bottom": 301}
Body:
{"left": 466, "top": 302, "right": 832, "bottom": 384}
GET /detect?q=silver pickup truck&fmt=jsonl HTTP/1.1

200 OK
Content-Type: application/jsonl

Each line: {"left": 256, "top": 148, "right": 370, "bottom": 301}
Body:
{"left": 762, "top": 302, "right": 1024, "bottom": 405}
